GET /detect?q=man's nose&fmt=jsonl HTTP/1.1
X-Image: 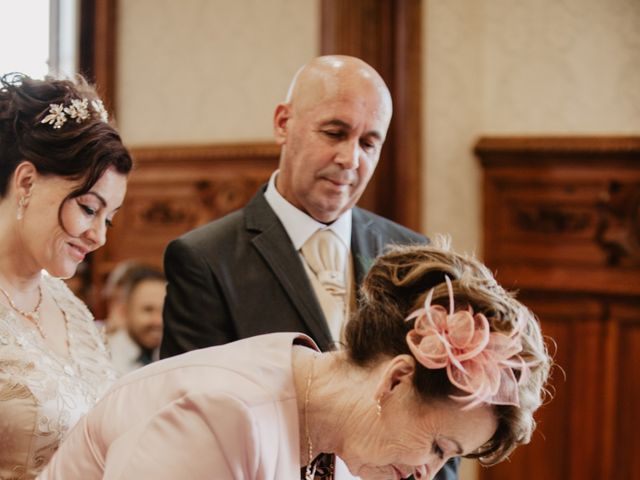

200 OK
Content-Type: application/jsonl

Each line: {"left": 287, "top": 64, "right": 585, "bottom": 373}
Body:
{"left": 335, "top": 139, "right": 360, "bottom": 169}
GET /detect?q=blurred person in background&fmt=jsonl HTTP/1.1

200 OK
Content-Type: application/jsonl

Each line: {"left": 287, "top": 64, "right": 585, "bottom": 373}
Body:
{"left": 107, "top": 264, "right": 166, "bottom": 375}
{"left": 98, "top": 259, "right": 145, "bottom": 334}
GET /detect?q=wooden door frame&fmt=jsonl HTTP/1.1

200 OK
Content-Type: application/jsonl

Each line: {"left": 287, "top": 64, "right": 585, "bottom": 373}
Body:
{"left": 79, "top": 0, "right": 117, "bottom": 112}
{"left": 321, "top": 0, "right": 423, "bottom": 231}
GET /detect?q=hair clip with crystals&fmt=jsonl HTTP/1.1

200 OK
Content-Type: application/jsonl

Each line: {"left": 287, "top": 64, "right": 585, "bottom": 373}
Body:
{"left": 41, "top": 97, "right": 109, "bottom": 129}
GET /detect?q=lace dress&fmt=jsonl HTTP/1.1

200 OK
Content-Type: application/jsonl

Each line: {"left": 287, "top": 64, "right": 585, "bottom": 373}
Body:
{"left": 0, "top": 274, "right": 116, "bottom": 480}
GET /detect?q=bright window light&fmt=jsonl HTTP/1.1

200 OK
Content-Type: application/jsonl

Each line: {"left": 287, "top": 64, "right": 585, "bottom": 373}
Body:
{"left": 0, "top": 0, "right": 78, "bottom": 80}
{"left": 0, "top": 0, "right": 51, "bottom": 78}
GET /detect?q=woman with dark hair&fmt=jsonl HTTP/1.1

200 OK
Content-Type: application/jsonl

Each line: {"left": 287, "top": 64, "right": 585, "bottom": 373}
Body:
{"left": 41, "top": 239, "right": 551, "bottom": 480}
{"left": 0, "top": 73, "right": 132, "bottom": 478}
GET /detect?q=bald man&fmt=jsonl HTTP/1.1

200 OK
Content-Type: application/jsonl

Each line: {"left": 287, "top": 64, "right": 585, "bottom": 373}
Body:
{"left": 162, "top": 54, "right": 424, "bottom": 351}
{"left": 161, "top": 54, "right": 456, "bottom": 480}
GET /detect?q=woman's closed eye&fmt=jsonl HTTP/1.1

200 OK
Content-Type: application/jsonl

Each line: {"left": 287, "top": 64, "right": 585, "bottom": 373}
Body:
{"left": 77, "top": 200, "right": 115, "bottom": 228}
{"left": 431, "top": 442, "right": 444, "bottom": 460}
{"left": 78, "top": 202, "right": 97, "bottom": 216}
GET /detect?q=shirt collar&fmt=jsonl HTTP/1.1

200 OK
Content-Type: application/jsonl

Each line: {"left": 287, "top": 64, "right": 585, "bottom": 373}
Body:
{"left": 264, "top": 170, "right": 352, "bottom": 251}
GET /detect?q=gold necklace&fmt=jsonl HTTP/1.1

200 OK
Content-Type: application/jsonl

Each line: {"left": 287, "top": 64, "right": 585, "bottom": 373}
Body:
{"left": 0, "top": 284, "right": 46, "bottom": 338}
{"left": 304, "top": 354, "right": 316, "bottom": 480}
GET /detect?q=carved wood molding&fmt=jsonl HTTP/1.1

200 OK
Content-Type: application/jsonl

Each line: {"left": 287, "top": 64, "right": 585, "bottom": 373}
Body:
{"left": 477, "top": 134, "right": 640, "bottom": 295}
{"left": 90, "top": 142, "right": 279, "bottom": 309}
{"left": 595, "top": 180, "right": 640, "bottom": 266}
{"left": 514, "top": 206, "right": 591, "bottom": 235}
{"left": 130, "top": 142, "right": 280, "bottom": 165}
{"left": 476, "top": 136, "right": 640, "bottom": 166}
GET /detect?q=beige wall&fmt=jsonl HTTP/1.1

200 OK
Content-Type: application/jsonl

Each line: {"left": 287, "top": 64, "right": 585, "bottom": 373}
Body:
{"left": 116, "top": 0, "right": 319, "bottom": 146}
{"left": 423, "top": 0, "right": 640, "bottom": 257}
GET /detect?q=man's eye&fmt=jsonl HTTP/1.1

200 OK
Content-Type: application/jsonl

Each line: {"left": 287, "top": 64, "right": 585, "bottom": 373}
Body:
{"left": 323, "top": 130, "right": 343, "bottom": 138}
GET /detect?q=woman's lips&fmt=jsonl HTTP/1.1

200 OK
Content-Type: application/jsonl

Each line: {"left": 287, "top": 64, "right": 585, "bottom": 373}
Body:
{"left": 68, "top": 243, "right": 88, "bottom": 261}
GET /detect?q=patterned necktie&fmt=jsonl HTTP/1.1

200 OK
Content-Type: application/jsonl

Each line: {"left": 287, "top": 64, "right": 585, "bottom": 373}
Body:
{"left": 301, "top": 229, "right": 348, "bottom": 341}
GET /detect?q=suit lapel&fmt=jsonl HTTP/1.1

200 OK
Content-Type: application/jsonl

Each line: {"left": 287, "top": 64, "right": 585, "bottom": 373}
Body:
{"left": 351, "top": 208, "right": 383, "bottom": 289}
{"left": 244, "top": 191, "right": 333, "bottom": 349}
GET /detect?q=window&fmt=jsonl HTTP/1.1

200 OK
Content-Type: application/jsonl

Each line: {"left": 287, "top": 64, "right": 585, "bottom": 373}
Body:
{"left": 0, "top": 0, "right": 79, "bottom": 79}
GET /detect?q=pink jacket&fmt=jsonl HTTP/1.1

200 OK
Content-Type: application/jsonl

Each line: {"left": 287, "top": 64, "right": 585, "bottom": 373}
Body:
{"left": 38, "top": 333, "right": 316, "bottom": 479}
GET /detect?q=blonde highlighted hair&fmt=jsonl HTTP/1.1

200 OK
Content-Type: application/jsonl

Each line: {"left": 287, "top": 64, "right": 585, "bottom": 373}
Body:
{"left": 344, "top": 237, "right": 552, "bottom": 465}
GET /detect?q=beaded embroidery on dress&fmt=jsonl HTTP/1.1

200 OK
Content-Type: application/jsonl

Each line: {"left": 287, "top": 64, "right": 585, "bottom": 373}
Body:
{"left": 0, "top": 274, "right": 116, "bottom": 480}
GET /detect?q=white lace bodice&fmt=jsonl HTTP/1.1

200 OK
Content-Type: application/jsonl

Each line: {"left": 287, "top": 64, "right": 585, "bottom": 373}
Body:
{"left": 0, "top": 274, "right": 116, "bottom": 480}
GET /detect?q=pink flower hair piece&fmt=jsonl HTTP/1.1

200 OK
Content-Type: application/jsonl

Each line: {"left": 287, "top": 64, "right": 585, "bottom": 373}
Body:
{"left": 405, "top": 276, "right": 530, "bottom": 410}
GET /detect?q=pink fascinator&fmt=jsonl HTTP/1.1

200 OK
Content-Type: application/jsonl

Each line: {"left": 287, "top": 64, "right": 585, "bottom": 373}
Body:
{"left": 405, "top": 276, "right": 530, "bottom": 410}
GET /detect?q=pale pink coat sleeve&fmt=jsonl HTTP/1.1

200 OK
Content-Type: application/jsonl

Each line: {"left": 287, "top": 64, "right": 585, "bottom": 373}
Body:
{"left": 40, "top": 393, "right": 266, "bottom": 480}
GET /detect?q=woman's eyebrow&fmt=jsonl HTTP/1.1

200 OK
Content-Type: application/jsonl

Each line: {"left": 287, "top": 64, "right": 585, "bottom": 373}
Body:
{"left": 84, "top": 191, "right": 107, "bottom": 207}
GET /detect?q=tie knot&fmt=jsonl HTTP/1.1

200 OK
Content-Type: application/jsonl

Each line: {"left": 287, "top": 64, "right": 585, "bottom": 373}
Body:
{"left": 301, "top": 230, "right": 347, "bottom": 290}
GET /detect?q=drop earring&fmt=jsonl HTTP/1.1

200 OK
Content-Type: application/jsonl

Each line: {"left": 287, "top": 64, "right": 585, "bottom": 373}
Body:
{"left": 376, "top": 397, "right": 382, "bottom": 417}
{"left": 16, "top": 196, "right": 26, "bottom": 220}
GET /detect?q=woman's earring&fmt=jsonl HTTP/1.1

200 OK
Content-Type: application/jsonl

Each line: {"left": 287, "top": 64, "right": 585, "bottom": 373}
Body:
{"left": 16, "top": 196, "right": 26, "bottom": 220}
{"left": 376, "top": 397, "right": 382, "bottom": 417}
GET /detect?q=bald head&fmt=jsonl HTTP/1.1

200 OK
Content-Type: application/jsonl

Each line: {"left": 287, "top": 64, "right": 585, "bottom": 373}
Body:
{"left": 285, "top": 55, "right": 392, "bottom": 129}
{"left": 273, "top": 55, "right": 393, "bottom": 223}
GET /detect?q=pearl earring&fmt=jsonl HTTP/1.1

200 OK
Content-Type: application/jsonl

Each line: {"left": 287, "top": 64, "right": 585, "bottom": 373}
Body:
{"left": 376, "top": 397, "right": 382, "bottom": 417}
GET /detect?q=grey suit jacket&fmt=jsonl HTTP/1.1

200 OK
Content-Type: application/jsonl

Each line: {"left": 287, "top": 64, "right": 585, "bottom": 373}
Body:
{"left": 161, "top": 187, "right": 426, "bottom": 354}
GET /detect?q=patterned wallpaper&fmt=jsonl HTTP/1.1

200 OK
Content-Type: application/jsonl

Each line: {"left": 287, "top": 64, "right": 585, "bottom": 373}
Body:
{"left": 116, "top": 0, "right": 319, "bottom": 146}
{"left": 423, "top": 0, "right": 640, "bottom": 258}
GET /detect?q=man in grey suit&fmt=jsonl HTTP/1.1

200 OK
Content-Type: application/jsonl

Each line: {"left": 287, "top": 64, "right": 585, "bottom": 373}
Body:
{"left": 161, "top": 55, "right": 457, "bottom": 478}
{"left": 161, "top": 55, "right": 425, "bottom": 353}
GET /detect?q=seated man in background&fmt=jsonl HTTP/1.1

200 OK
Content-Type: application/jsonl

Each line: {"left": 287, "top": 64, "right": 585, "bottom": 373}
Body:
{"left": 108, "top": 265, "right": 166, "bottom": 375}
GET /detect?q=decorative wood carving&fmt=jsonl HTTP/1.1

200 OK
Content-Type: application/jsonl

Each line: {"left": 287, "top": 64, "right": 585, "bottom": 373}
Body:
{"left": 87, "top": 142, "right": 279, "bottom": 317}
{"left": 513, "top": 206, "right": 591, "bottom": 234}
{"left": 595, "top": 180, "right": 640, "bottom": 266}
{"left": 321, "top": 0, "right": 423, "bottom": 231}
{"left": 477, "top": 136, "right": 640, "bottom": 480}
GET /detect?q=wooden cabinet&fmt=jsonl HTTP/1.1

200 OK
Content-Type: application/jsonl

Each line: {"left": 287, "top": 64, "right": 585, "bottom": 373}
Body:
{"left": 476, "top": 137, "right": 640, "bottom": 480}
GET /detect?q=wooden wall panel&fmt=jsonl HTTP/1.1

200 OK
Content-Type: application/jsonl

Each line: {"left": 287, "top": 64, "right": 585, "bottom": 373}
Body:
{"left": 477, "top": 136, "right": 640, "bottom": 480}
{"left": 612, "top": 303, "right": 640, "bottom": 479}
{"left": 88, "top": 142, "right": 279, "bottom": 316}
{"left": 79, "top": 0, "right": 117, "bottom": 110}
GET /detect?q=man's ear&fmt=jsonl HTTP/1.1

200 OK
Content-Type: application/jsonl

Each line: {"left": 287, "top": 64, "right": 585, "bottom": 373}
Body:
{"left": 273, "top": 103, "right": 291, "bottom": 146}
{"left": 13, "top": 161, "right": 37, "bottom": 199}
{"left": 374, "top": 354, "right": 416, "bottom": 401}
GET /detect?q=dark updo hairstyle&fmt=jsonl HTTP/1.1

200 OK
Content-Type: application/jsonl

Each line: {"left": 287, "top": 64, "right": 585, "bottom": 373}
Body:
{"left": 344, "top": 237, "right": 552, "bottom": 465}
{"left": 0, "top": 72, "right": 132, "bottom": 205}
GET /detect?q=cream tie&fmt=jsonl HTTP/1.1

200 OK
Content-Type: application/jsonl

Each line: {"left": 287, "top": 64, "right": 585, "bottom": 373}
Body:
{"left": 301, "top": 229, "right": 348, "bottom": 341}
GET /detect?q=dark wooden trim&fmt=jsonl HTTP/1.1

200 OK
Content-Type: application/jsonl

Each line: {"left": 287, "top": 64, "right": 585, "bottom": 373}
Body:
{"left": 78, "top": 0, "right": 117, "bottom": 111}
{"left": 476, "top": 136, "right": 640, "bottom": 156}
{"left": 391, "top": 0, "right": 423, "bottom": 230}
{"left": 130, "top": 142, "right": 281, "bottom": 165}
{"left": 320, "top": 0, "right": 423, "bottom": 231}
